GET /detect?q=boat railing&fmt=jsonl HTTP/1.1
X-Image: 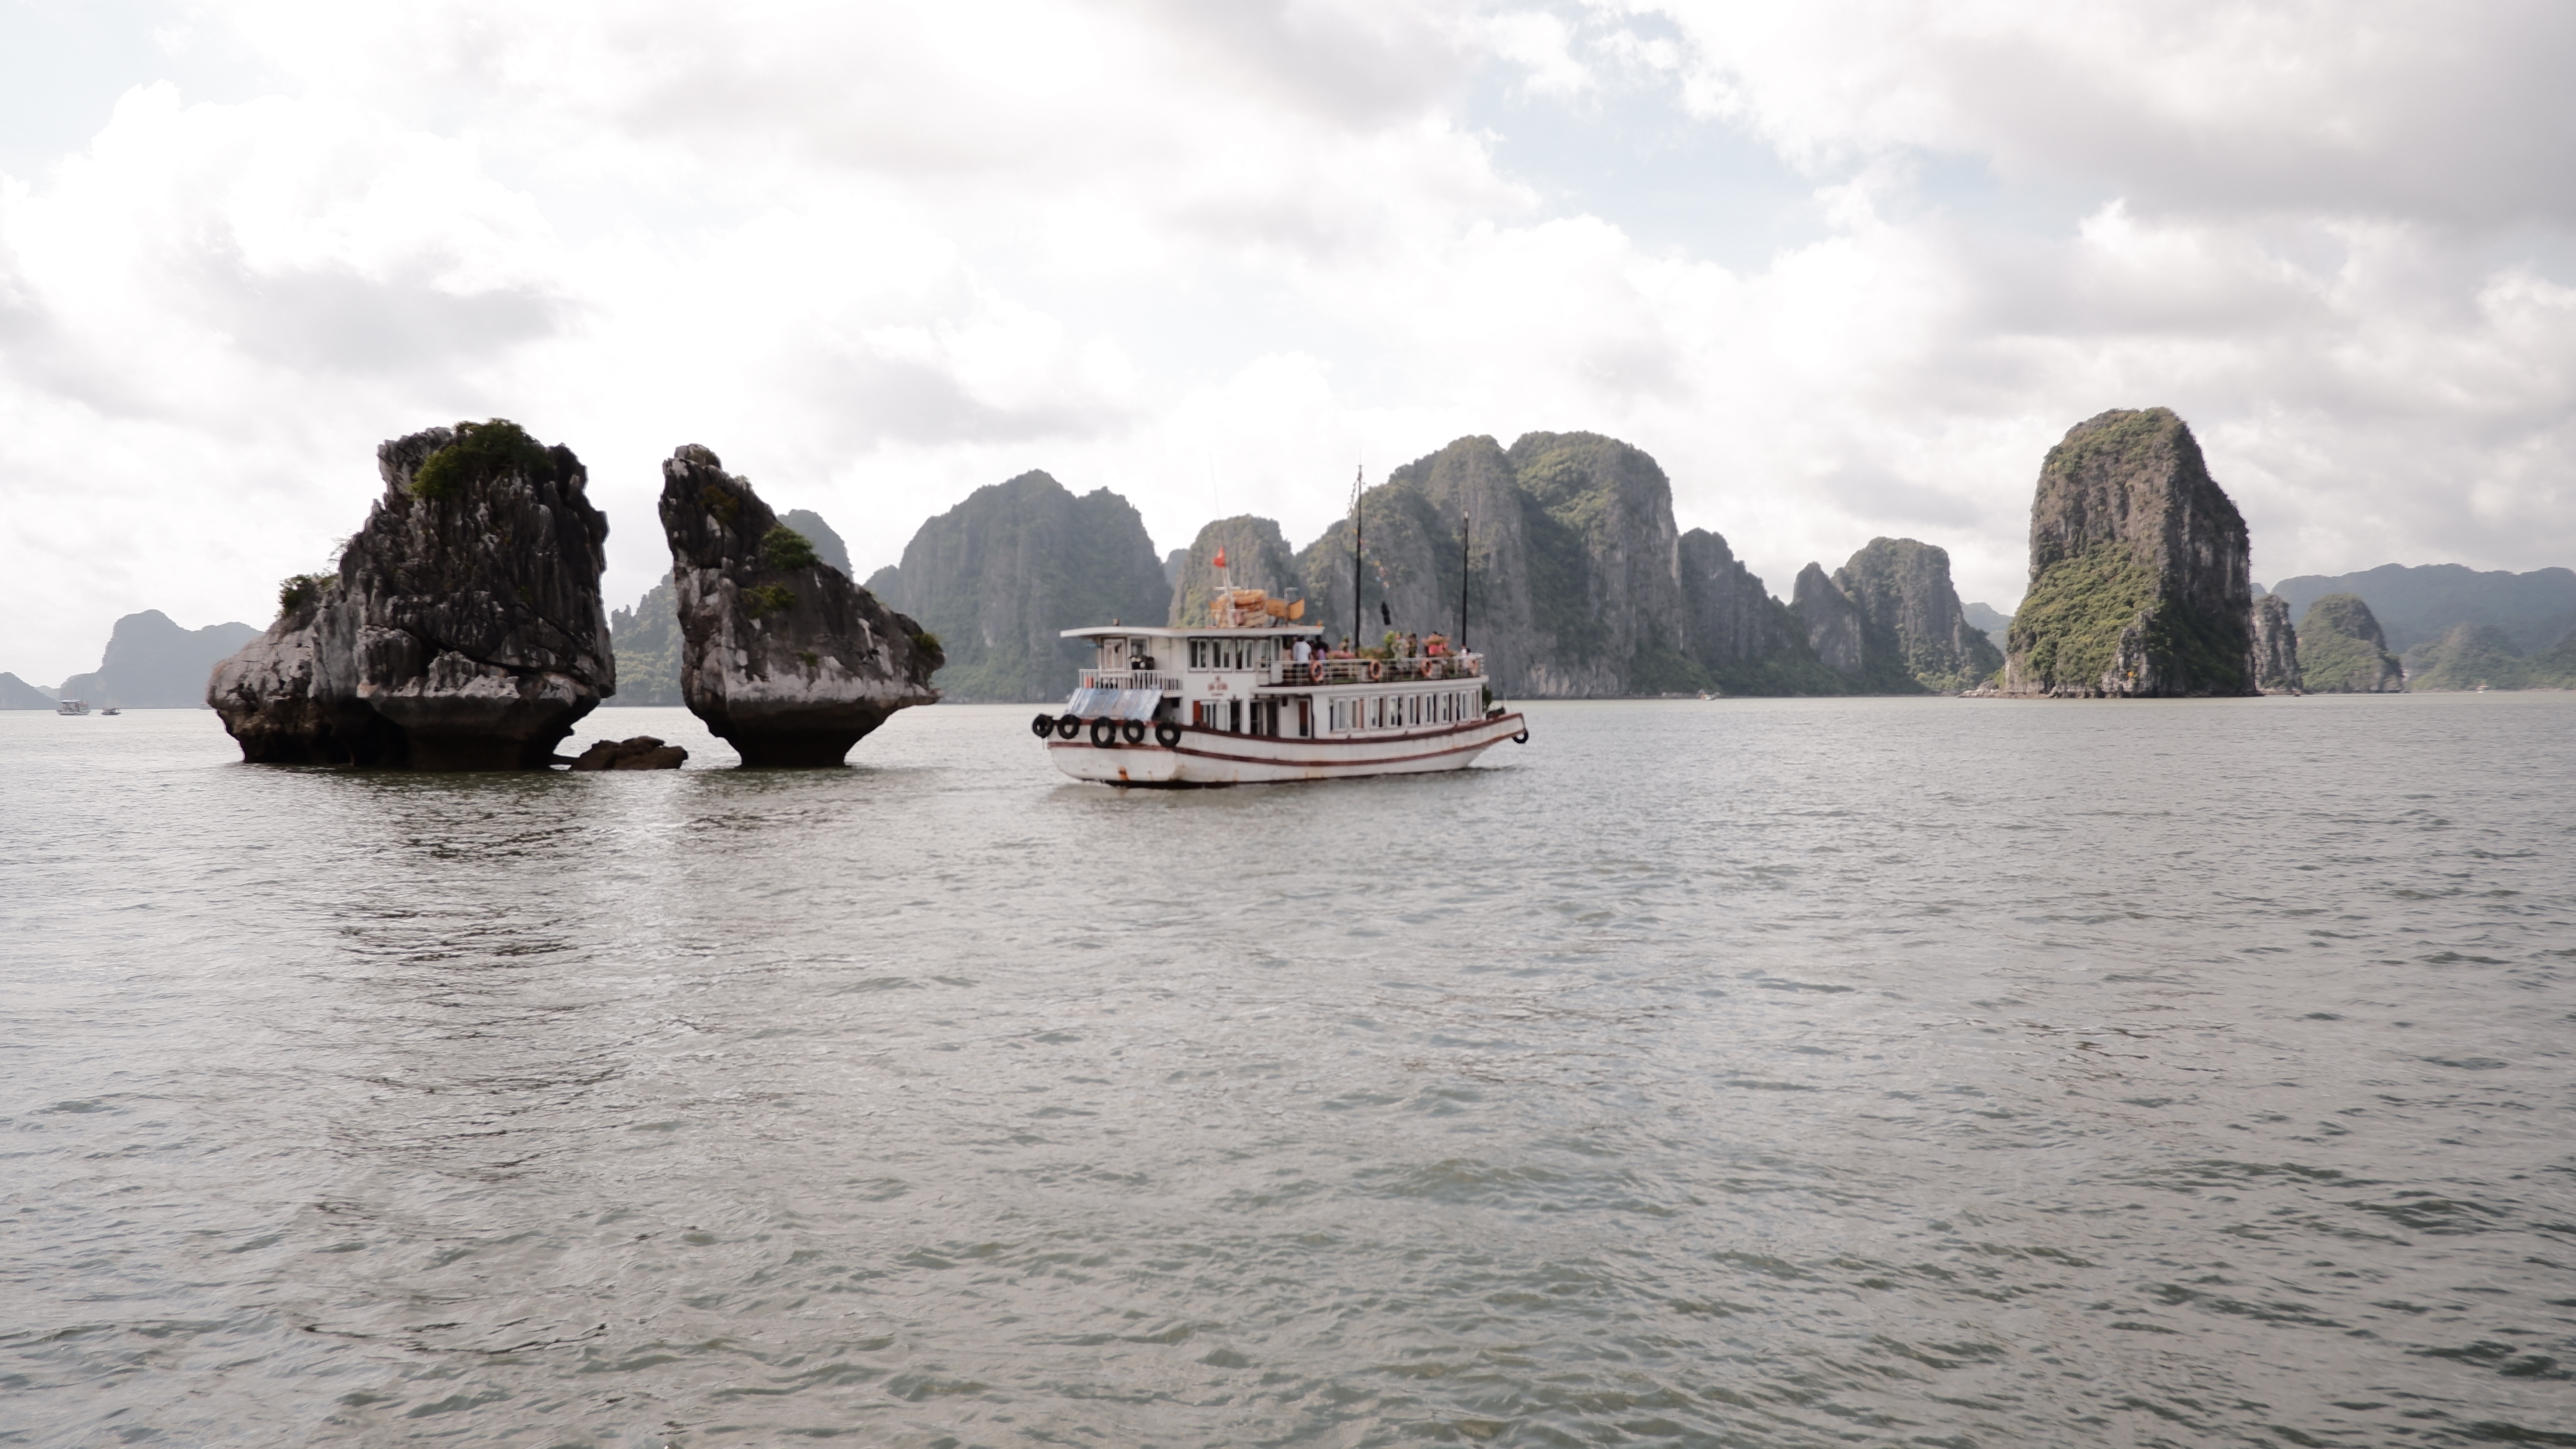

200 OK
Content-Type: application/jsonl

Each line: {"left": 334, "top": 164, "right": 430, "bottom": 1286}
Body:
{"left": 1079, "top": 669, "right": 1182, "bottom": 691}
{"left": 1274, "top": 653, "right": 1482, "bottom": 686}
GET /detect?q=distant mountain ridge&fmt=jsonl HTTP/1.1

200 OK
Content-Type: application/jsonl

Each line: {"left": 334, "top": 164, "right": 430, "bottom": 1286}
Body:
{"left": 0, "top": 673, "right": 59, "bottom": 709}
{"left": 2268, "top": 563, "right": 2576, "bottom": 655}
{"left": 49, "top": 611, "right": 260, "bottom": 708}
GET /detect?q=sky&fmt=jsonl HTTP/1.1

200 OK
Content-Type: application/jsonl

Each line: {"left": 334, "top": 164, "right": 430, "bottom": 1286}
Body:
{"left": 3, "top": 0, "right": 2572, "bottom": 685}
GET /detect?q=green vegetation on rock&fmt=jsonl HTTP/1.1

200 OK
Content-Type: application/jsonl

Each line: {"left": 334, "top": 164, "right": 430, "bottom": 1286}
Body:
{"left": 763, "top": 524, "right": 820, "bottom": 572}
{"left": 2298, "top": 594, "right": 2404, "bottom": 692}
{"left": 410, "top": 419, "right": 553, "bottom": 501}
{"left": 2008, "top": 541, "right": 2159, "bottom": 692}
{"left": 742, "top": 584, "right": 797, "bottom": 619}
{"left": 278, "top": 573, "right": 332, "bottom": 616}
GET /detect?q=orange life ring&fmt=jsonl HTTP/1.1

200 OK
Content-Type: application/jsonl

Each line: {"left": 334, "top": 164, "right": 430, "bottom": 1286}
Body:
{"left": 1366, "top": 658, "right": 1385, "bottom": 682}
{"left": 1307, "top": 660, "right": 1327, "bottom": 684}
{"left": 1423, "top": 658, "right": 1445, "bottom": 679}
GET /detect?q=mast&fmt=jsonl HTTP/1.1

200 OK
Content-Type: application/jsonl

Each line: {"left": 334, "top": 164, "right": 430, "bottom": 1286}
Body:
{"left": 1350, "top": 464, "right": 1364, "bottom": 649}
{"left": 1458, "top": 512, "right": 1471, "bottom": 653}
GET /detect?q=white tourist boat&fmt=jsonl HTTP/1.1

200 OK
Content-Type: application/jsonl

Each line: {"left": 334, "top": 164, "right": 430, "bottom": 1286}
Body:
{"left": 55, "top": 698, "right": 89, "bottom": 716}
{"left": 1037, "top": 563, "right": 1527, "bottom": 787}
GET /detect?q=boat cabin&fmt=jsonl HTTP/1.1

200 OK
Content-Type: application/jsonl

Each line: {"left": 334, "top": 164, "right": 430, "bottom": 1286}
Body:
{"left": 1063, "top": 600, "right": 1487, "bottom": 742}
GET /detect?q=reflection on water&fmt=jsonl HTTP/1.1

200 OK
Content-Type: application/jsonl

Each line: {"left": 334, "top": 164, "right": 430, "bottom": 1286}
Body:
{"left": 4, "top": 696, "right": 2573, "bottom": 1446}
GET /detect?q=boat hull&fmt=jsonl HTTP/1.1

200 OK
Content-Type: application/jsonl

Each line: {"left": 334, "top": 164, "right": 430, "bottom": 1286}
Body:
{"left": 1046, "top": 712, "right": 1527, "bottom": 786}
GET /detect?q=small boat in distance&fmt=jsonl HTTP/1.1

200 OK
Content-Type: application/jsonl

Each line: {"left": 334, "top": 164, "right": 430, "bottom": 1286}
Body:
{"left": 56, "top": 698, "right": 89, "bottom": 716}
{"left": 99, "top": 706, "right": 121, "bottom": 715}
{"left": 1040, "top": 479, "right": 1527, "bottom": 786}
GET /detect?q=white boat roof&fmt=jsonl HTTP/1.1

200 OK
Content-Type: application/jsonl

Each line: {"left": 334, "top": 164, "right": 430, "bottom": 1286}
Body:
{"left": 1062, "top": 624, "right": 1327, "bottom": 639}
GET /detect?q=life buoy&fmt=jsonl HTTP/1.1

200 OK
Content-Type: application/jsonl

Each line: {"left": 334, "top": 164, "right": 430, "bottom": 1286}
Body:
{"left": 1055, "top": 714, "right": 1081, "bottom": 739}
{"left": 1422, "top": 658, "right": 1445, "bottom": 679}
{"left": 1366, "top": 658, "right": 1385, "bottom": 682}
{"left": 1090, "top": 716, "right": 1119, "bottom": 747}
{"left": 1030, "top": 713, "right": 1055, "bottom": 738}
{"left": 1154, "top": 720, "right": 1182, "bottom": 747}
{"left": 1121, "top": 719, "right": 1147, "bottom": 744}
{"left": 1307, "top": 660, "right": 1327, "bottom": 684}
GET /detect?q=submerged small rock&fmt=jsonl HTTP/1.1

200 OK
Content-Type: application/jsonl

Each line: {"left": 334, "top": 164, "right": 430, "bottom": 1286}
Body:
{"left": 567, "top": 735, "right": 687, "bottom": 770}
{"left": 208, "top": 421, "right": 613, "bottom": 768}
{"left": 658, "top": 445, "right": 941, "bottom": 766}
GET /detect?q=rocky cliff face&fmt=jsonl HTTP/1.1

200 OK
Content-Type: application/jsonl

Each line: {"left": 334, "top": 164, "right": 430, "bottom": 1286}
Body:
{"left": 1169, "top": 516, "right": 1303, "bottom": 626}
{"left": 660, "top": 445, "right": 940, "bottom": 765}
{"left": 864, "top": 471, "right": 1169, "bottom": 702}
{"left": 1791, "top": 564, "right": 1868, "bottom": 678}
{"left": 1677, "top": 530, "right": 1841, "bottom": 694}
{"left": 209, "top": 421, "right": 613, "bottom": 767}
{"left": 1293, "top": 433, "right": 1728, "bottom": 696}
{"left": 2297, "top": 594, "right": 2405, "bottom": 692}
{"left": 1831, "top": 538, "right": 1999, "bottom": 691}
{"left": 2251, "top": 593, "right": 2302, "bottom": 693}
{"left": 2002, "top": 408, "right": 2257, "bottom": 697}
{"left": 58, "top": 611, "right": 259, "bottom": 708}
{"left": 605, "top": 578, "right": 682, "bottom": 706}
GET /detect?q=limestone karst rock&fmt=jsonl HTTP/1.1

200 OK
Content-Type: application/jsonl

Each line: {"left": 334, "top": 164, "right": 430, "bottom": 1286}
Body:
{"left": 208, "top": 421, "right": 613, "bottom": 768}
{"left": 1677, "top": 529, "right": 1841, "bottom": 694}
{"left": 567, "top": 735, "right": 687, "bottom": 770}
{"left": 863, "top": 471, "right": 1169, "bottom": 702}
{"left": 659, "top": 445, "right": 940, "bottom": 765}
{"left": 1831, "top": 538, "right": 2001, "bottom": 692}
{"left": 2297, "top": 594, "right": 2406, "bottom": 693}
{"left": 59, "top": 611, "right": 258, "bottom": 709}
{"left": 1169, "top": 517, "right": 1303, "bottom": 627}
{"left": 2251, "top": 594, "right": 2303, "bottom": 693}
{"left": 1287, "top": 432, "right": 1852, "bottom": 696}
{"left": 1, "top": 673, "right": 60, "bottom": 709}
{"left": 1790, "top": 564, "right": 1868, "bottom": 679}
{"left": 2400, "top": 621, "right": 2530, "bottom": 691}
{"left": 2269, "top": 563, "right": 2576, "bottom": 655}
{"left": 2001, "top": 408, "right": 2257, "bottom": 697}
{"left": 605, "top": 577, "right": 682, "bottom": 706}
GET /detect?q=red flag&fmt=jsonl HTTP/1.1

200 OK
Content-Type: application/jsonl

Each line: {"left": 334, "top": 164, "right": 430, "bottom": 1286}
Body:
{"left": 1212, "top": 545, "right": 1227, "bottom": 568}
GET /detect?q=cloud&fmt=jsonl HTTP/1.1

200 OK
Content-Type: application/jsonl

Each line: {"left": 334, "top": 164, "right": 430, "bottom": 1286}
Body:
{"left": 0, "top": 0, "right": 2572, "bottom": 682}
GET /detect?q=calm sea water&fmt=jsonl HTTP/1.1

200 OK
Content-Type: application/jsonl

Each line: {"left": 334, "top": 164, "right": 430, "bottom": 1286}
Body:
{"left": 4, "top": 696, "right": 2572, "bottom": 1448}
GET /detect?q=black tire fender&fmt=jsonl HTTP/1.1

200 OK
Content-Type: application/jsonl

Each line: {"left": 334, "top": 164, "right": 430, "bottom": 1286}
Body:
{"left": 1121, "top": 719, "right": 1147, "bottom": 744}
{"left": 1154, "top": 720, "right": 1182, "bottom": 748}
{"left": 1055, "top": 714, "right": 1082, "bottom": 740}
{"left": 1513, "top": 728, "right": 1530, "bottom": 744}
{"left": 1031, "top": 713, "right": 1055, "bottom": 738}
{"left": 1090, "top": 716, "right": 1119, "bottom": 747}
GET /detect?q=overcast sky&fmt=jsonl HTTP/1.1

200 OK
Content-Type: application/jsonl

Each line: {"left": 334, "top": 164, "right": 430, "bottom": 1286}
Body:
{"left": 5, "top": 0, "right": 2572, "bottom": 684}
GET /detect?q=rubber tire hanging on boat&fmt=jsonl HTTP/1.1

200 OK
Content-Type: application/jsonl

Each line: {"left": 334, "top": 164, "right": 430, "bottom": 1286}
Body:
{"left": 1030, "top": 713, "right": 1054, "bottom": 738}
{"left": 1121, "top": 719, "right": 1147, "bottom": 744}
{"left": 1154, "top": 721, "right": 1182, "bottom": 747}
{"left": 1055, "top": 714, "right": 1081, "bottom": 740}
{"left": 1089, "top": 717, "right": 1118, "bottom": 747}
{"left": 1513, "top": 728, "right": 1530, "bottom": 744}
